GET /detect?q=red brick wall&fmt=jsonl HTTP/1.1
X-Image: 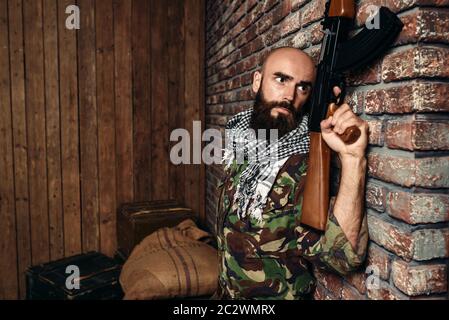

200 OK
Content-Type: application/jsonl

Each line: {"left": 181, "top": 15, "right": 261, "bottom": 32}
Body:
{"left": 205, "top": 0, "right": 449, "bottom": 300}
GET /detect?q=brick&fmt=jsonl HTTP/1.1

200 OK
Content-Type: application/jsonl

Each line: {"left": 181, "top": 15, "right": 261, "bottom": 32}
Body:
{"left": 412, "top": 82, "right": 449, "bottom": 112}
{"left": 206, "top": 95, "right": 219, "bottom": 105}
{"left": 309, "top": 21, "right": 324, "bottom": 45}
{"left": 221, "top": 91, "right": 237, "bottom": 103}
{"left": 396, "top": 8, "right": 449, "bottom": 45}
{"left": 367, "top": 243, "right": 392, "bottom": 280}
{"left": 262, "top": 0, "right": 279, "bottom": 13}
{"left": 414, "top": 157, "right": 449, "bottom": 188}
{"left": 345, "top": 272, "right": 367, "bottom": 295}
{"left": 262, "top": 25, "right": 282, "bottom": 47}
{"left": 387, "top": 191, "right": 449, "bottom": 224}
{"left": 365, "top": 82, "right": 449, "bottom": 114}
{"left": 313, "top": 282, "right": 327, "bottom": 300}
{"left": 206, "top": 104, "right": 224, "bottom": 115}
{"left": 367, "top": 120, "right": 384, "bottom": 146}
{"left": 415, "top": 8, "right": 449, "bottom": 42}
{"left": 356, "top": 0, "right": 386, "bottom": 27}
{"left": 412, "top": 121, "right": 449, "bottom": 150}
{"left": 386, "top": 120, "right": 449, "bottom": 151}
{"left": 236, "top": 87, "right": 253, "bottom": 101}
{"left": 291, "top": 29, "right": 310, "bottom": 49}
{"left": 341, "top": 283, "right": 366, "bottom": 300}
{"left": 382, "top": 47, "right": 449, "bottom": 82}
{"left": 304, "top": 45, "right": 321, "bottom": 64}
{"left": 246, "top": 0, "right": 258, "bottom": 12}
{"left": 257, "top": 10, "right": 273, "bottom": 35}
{"left": 235, "top": 24, "right": 258, "bottom": 48}
{"left": 365, "top": 182, "right": 387, "bottom": 212}
{"left": 223, "top": 103, "right": 251, "bottom": 115}
{"left": 220, "top": 0, "right": 240, "bottom": 25}
{"left": 313, "top": 282, "right": 339, "bottom": 300}
{"left": 291, "top": 0, "right": 309, "bottom": 12}
{"left": 367, "top": 278, "right": 408, "bottom": 300}
{"left": 369, "top": 215, "right": 449, "bottom": 261}
{"left": 228, "top": 2, "right": 247, "bottom": 28}
{"left": 345, "top": 89, "right": 364, "bottom": 115}
{"left": 243, "top": 54, "right": 259, "bottom": 72}
{"left": 367, "top": 214, "right": 414, "bottom": 261}
{"left": 313, "top": 268, "right": 343, "bottom": 298}
{"left": 240, "top": 73, "right": 253, "bottom": 86}
{"left": 205, "top": 115, "right": 228, "bottom": 126}
{"left": 280, "top": 10, "right": 301, "bottom": 37}
{"left": 301, "top": 0, "right": 325, "bottom": 27}
{"left": 367, "top": 153, "right": 415, "bottom": 187}
{"left": 368, "top": 153, "right": 449, "bottom": 188}
{"left": 391, "top": 260, "right": 448, "bottom": 296}
{"left": 347, "top": 60, "right": 381, "bottom": 86}
{"left": 412, "top": 228, "right": 449, "bottom": 261}
{"left": 356, "top": 0, "right": 449, "bottom": 27}
{"left": 271, "top": 0, "right": 292, "bottom": 25}
{"left": 226, "top": 77, "right": 241, "bottom": 91}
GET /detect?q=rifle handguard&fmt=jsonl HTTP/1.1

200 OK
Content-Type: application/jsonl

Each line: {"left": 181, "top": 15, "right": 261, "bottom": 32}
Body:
{"left": 327, "top": 103, "right": 361, "bottom": 145}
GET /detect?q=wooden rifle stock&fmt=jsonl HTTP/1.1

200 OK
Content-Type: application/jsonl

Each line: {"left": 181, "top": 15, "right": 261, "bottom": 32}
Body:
{"left": 302, "top": 105, "right": 360, "bottom": 231}
{"left": 302, "top": 132, "right": 331, "bottom": 231}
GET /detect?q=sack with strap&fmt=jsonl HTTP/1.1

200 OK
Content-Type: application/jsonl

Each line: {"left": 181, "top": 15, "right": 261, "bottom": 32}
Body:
{"left": 119, "top": 219, "right": 218, "bottom": 300}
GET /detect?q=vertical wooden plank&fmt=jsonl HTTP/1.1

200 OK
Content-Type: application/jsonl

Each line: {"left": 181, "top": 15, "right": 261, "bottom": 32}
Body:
{"left": 113, "top": 0, "right": 133, "bottom": 206}
{"left": 184, "top": 0, "right": 205, "bottom": 221}
{"left": 43, "top": 0, "right": 64, "bottom": 262}
{"left": 96, "top": 0, "right": 117, "bottom": 257}
{"left": 23, "top": 0, "right": 50, "bottom": 264}
{"left": 59, "top": 0, "right": 81, "bottom": 256}
{"left": 9, "top": 0, "right": 31, "bottom": 298}
{"left": 132, "top": 0, "right": 151, "bottom": 201}
{"left": 198, "top": 0, "right": 206, "bottom": 224}
{"left": 78, "top": 0, "right": 99, "bottom": 252}
{"left": 0, "top": 0, "right": 19, "bottom": 299}
{"left": 150, "top": 0, "right": 169, "bottom": 200}
{"left": 168, "top": 0, "right": 185, "bottom": 205}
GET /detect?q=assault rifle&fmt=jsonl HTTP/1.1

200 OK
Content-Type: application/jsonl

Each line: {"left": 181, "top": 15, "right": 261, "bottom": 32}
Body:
{"left": 301, "top": 0, "right": 403, "bottom": 230}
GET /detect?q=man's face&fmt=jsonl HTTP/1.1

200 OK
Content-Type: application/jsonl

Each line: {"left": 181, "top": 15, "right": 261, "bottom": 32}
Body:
{"left": 250, "top": 48, "right": 316, "bottom": 137}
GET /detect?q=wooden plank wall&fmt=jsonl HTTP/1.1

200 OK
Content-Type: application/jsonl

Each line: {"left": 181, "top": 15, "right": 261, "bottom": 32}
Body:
{"left": 0, "top": 0, "right": 205, "bottom": 299}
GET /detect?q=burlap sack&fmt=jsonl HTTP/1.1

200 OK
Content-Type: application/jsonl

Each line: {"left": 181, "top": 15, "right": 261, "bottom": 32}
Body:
{"left": 119, "top": 219, "right": 218, "bottom": 300}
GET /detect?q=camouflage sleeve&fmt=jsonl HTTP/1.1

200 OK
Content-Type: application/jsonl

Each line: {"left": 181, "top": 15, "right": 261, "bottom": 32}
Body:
{"left": 297, "top": 203, "right": 369, "bottom": 276}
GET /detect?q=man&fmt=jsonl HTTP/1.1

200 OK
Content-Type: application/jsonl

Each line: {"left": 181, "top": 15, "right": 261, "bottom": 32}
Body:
{"left": 215, "top": 47, "right": 369, "bottom": 300}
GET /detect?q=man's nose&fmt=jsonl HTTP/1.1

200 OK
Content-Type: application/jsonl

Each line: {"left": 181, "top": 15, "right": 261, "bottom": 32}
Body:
{"left": 283, "top": 84, "right": 296, "bottom": 102}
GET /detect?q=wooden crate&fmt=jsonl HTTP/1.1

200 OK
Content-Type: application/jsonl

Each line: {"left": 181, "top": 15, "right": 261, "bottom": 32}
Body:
{"left": 26, "top": 252, "right": 123, "bottom": 300}
{"left": 117, "top": 200, "right": 195, "bottom": 257}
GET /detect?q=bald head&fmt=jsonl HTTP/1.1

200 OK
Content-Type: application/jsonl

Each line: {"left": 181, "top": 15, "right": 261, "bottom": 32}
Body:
{"left": 261, "top": 47, "right": 315, "bottom": 77}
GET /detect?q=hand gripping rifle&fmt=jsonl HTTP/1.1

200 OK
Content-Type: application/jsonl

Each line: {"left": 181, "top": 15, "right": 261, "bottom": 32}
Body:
{"left": 301, "top": 0, "right": 403, "bottom": 231}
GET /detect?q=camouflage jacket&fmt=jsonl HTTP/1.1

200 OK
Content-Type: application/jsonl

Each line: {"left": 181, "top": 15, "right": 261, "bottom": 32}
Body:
{"left": 215, "top": 153, "right": 368, "bottom": 300}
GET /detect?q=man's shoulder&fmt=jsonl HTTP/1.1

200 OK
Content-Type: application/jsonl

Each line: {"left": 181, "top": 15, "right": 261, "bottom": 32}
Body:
{"left": 277, "top": 154, "right": 308, "bottom": 184}
{"left": 284, "top": 153, "right": 308, "bottom": 169}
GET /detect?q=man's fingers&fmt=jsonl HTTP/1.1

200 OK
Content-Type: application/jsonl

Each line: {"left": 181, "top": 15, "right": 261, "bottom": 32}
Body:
{"left": 333, "top": 86, "right": 341, "bottom": 98}
{"left": 331, "top": 104, "right": 352, "bottom": 126}
{"left": 333, "top": 112, "right": 354, "bottom": 134}
{"left": 320, "top": 116, "right": 334, "bottom": 133}
{"left": 334, "top": 117, "right": 360, "bottom": 135}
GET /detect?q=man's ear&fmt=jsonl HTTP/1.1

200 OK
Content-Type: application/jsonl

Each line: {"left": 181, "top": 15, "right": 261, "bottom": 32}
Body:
{"left": 252, "top": 71, "right": 262, "bottom": 94}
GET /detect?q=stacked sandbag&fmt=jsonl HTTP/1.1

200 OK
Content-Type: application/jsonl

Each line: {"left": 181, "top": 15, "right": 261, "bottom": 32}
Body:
{"left": 119, "top": 219, "right": 218, "bottom": 300}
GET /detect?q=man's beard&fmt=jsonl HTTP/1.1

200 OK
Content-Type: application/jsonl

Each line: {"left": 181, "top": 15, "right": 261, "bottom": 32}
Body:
{"left": 250, "top": 89, "right": 306, "bottom": 139}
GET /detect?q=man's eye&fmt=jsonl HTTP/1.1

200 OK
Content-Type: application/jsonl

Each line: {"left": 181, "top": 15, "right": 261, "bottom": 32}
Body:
{"left": 297, "top": 85, "right": 308, "bottom": 92}
{"left": 275, "top": 76, "right": 286, "bottom": 83}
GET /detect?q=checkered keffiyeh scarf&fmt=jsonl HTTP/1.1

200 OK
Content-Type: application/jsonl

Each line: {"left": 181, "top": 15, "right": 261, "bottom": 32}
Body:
{"left": 222, "top": 107, "right": 310, "bottom": 222}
